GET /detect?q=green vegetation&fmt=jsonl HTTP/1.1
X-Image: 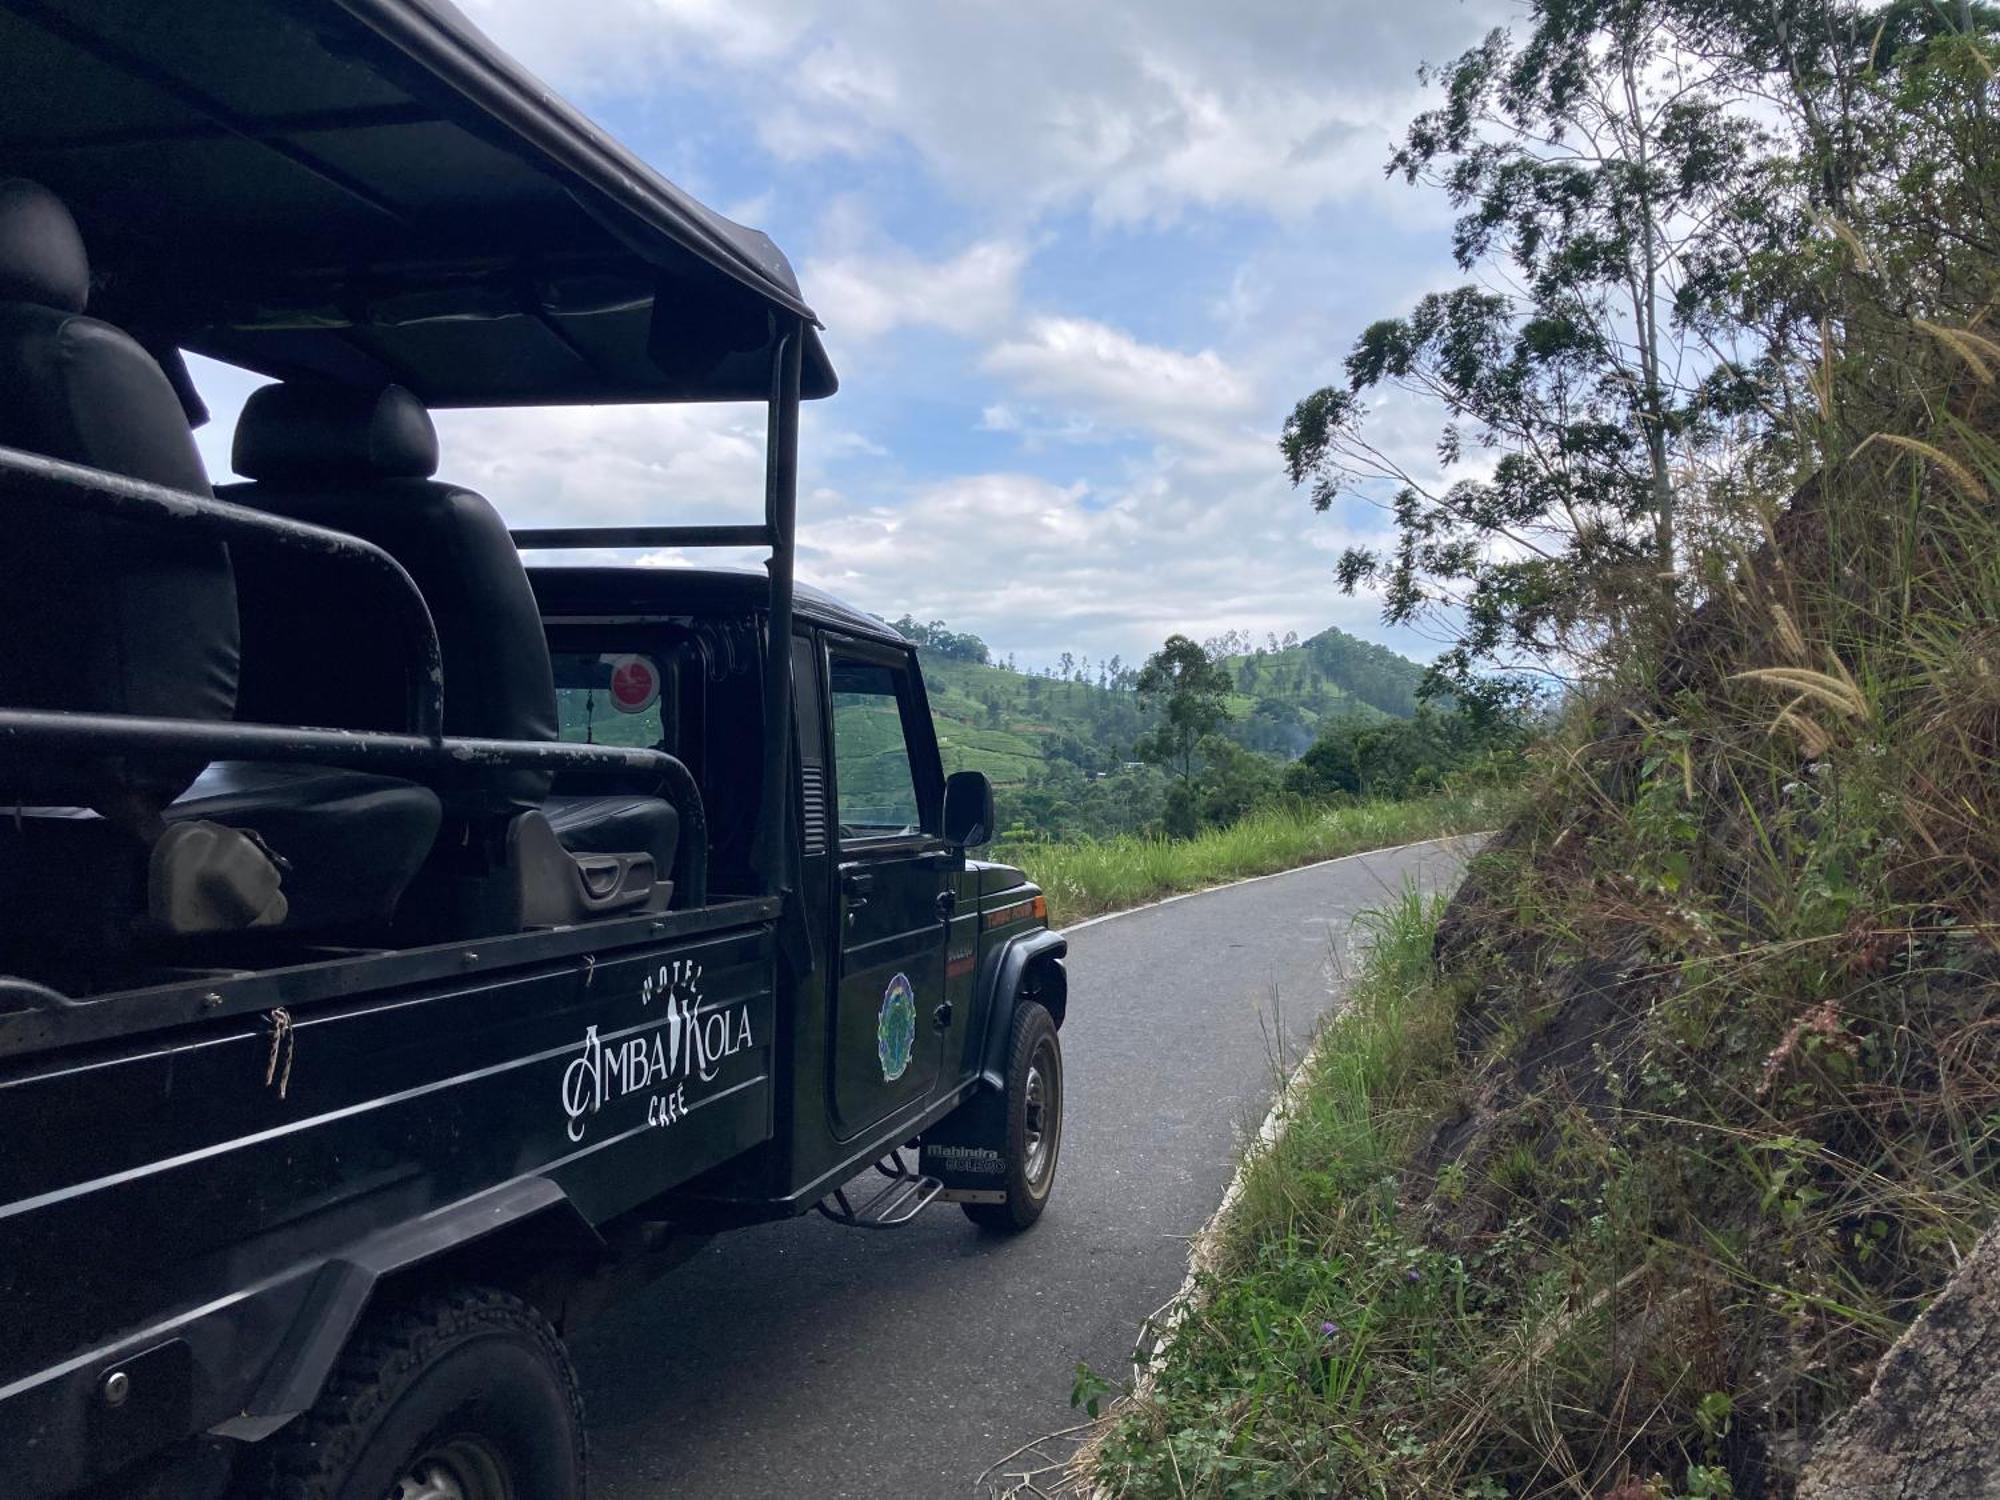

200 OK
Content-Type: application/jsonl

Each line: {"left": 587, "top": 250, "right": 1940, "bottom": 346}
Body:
{"left": 1135, "top": 635, "right": 1236, "bottom": 787}
{"left": 997, "top": 794, "right": 1497, "bottom": 929}
{"left": 1082, "top": 6, "right": 2000, "bottom": 1497}
{"left": 919, "top": 631, "right": 1520, "bottom": 851}
{"left": 1283, "top": 699, "right": 1532, "bottom": 804}
{"left": 1209, "top": 626, "right": 1430, "bottom": 736}
{"left": 1081, "top": 886, "right": 1466, "bottom": 1491}
{"left": 919, "top": 621, "right": 1427, "bottom": 837}
{"left": 1134, "top": 634, "right": 1240, "bottom": 838}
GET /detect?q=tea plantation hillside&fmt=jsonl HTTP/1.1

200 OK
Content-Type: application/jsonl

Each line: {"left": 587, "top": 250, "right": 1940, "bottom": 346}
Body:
{"left": 917, "top": 621, "right": 1425, "bottom": 792}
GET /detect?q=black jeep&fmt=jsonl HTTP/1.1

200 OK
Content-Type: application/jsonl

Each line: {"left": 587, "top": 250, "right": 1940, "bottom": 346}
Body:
{"left": 0, "top": 5, "right": 1068, "bottom": 1496}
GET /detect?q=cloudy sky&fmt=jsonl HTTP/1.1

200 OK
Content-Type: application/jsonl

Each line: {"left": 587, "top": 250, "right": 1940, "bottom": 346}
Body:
{"left": 191, "top": 0, "right": 1500, "bottom": 669}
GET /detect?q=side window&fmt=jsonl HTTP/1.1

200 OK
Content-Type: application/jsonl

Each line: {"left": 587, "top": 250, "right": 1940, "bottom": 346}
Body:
{"left": 549, "top": 651, "right": 672, "bottom": 750}
{"left": 829, "top": 657, "right": 922, "bottom": 839}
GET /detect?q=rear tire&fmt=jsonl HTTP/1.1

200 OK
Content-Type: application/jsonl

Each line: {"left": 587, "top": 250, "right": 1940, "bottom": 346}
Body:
{"left": 243, "top": 1286, "right": 585, "bottom": 1500}
{"left": 964, "top": 1000, "right": 1063, "bottom": 1233}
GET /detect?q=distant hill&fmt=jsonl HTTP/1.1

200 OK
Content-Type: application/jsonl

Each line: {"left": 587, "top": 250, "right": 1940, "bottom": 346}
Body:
{"left": 1213, "top": 624, "right": 1431, "bottom": 753}
{"left": 915, "top": 622, "right": 1430, "bottom": 790}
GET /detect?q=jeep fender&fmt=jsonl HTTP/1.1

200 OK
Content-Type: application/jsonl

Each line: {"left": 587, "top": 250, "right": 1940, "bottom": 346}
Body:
{"left": 974, "top": 928, "right": 1068, "bottom": 1091}
{"left": 221, "top": 1176, "right": 602, "bottom": 1437}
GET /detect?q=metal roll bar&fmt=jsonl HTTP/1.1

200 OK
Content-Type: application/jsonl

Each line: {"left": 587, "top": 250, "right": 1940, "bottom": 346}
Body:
{"left": 0, "top": 444, "right": 446, "bottom": 739}
{"left": 0, "top": 709, "right": 709, "bottom": 909}
{"left": 502, "top": 318, "right": 808, "bottom": 907}
{"left": 0, "top": 444, "right": 715, "bottom": 908}
{"left": 511, "top": 523, "right": 773, "bottom": 550}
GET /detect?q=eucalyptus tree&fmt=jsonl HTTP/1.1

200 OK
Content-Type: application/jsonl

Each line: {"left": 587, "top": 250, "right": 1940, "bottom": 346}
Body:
{"left": 1282, "top": 0, "right": 1824, "bottom": 694}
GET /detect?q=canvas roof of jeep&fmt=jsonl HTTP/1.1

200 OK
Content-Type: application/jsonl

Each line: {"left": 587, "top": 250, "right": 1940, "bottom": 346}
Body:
{"left": 0, "top": 0, "right": 836, "bottom": 406}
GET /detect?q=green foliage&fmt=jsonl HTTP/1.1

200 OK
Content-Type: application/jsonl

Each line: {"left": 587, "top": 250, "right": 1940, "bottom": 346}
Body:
{"left": 1279, "top": 0, "right": 1970, "bottom": 697}
{"left": 1072, "top": 1363, "right": 1117, "bottom": 1421}
{"left": 1213, "top": 625, "right": 1429, "bottom": 720}
{"left": 1283, "top": 703, "right": 1530, "bottom": 804}
{"left": 999, "top": 796, "right": 1496, "bottom": 929}
{"left": 888, "top": 615, "right": 990, "bottom": 663}
{"left": 1195, "top": 736, "right": 1284, "bottom": 828}
{"left": 1135, "top": 635, "right": 1236, "bottom": 784}
{"left": 916, "top": 621, "right": 1424, "bottom": 841}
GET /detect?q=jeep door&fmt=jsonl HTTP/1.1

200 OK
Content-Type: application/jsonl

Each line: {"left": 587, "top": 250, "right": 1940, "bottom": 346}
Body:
{"left": 825, "top": 640, "right": 950, "bottom": 1138}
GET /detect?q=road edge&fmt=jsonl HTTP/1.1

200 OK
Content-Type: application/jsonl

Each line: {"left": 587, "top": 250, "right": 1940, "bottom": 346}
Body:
{"left": 1064, "top": 997, "right": 1337, "bottom": 1497}
{"left": 1057, "top": 829, "right": 1491, "bottom": 936}
{"left": 1065, "top": 832, "right": 1479, "bottom": 1496}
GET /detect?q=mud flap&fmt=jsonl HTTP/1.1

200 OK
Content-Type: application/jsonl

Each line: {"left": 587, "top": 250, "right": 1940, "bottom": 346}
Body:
{"left": 920, "top": 1086, "right": 1009, "bottom": 1203}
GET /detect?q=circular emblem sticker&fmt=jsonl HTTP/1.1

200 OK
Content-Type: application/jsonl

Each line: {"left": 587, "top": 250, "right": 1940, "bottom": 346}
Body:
{"left": 877, "top": 972, "right": 917, "bottom": 1082}
{"left": 606, "top": 655, "right": 660, "bottom": 715}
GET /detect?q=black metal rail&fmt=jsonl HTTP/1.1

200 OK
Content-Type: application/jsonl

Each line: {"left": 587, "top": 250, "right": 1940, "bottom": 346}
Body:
{"left": 0, "top": 709, "right": 710, "bottom": 909}
{"left": 0, "top": 443, "right": 446, "bottom": 738}
{"left": 0, "top": 443, "right": 716, "bottom": 906}
{"left": 754, "top": 324, "right": 804, "bottom": 901}
{"left": 511, "top": 523, "right": 773, "bottom": 550}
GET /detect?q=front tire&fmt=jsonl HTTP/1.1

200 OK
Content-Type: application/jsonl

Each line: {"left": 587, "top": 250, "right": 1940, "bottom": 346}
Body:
{"left": 244, "top": 1286, "right": 586, "bottom": 1500}
{"left": 964, "top": 1000, "right": 1063, "bottom": 1233}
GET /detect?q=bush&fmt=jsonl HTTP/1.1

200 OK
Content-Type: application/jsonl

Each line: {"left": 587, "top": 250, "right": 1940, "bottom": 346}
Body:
{"left": 1284, "top": 704, "right": 1533, "bottom": 803}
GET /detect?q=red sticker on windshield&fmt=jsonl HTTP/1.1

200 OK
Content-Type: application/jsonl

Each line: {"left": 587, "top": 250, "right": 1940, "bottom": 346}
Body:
{"left": 607, "top": 655, "right": 660, "bottom": 715}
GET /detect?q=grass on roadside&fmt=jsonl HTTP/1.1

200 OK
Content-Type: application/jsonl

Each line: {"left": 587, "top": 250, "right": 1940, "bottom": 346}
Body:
{"left": 998, "top": 792, "right": 1498, "bottom": 929}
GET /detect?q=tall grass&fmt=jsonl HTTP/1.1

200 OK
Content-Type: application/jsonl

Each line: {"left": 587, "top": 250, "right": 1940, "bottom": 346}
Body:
{"left": 998, "top": 792, "right": 1497, "bottom": 928}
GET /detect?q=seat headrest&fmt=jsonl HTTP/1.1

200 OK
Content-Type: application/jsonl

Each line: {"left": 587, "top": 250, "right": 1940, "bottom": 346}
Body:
{"left": 0, "top": 179, "right": 89, "bottom": 315}
{"left": 233, "top": 383, "right": 440, "bottom": 483}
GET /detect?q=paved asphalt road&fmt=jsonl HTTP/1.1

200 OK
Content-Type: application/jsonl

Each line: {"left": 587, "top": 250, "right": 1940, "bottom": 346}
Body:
{"left": 571, "top": 835, "right": 1475, "bottom": 1498}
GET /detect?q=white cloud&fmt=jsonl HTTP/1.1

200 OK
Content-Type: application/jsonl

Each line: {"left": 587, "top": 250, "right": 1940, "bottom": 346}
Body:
{"left": 984, "top": 318, "right": 1253, "bottom": 431}
{"left": 434, "top": 405, "right": 770, "bottom": 529}
{"left": 794, "top": 465, "right": 1422, "bottom": 665}
{"left": 805, "top": 238, "right": 1028, "bottom": 341}
{"left": 979, "top": 316, "right": 1273, "bottom": 477}
{"left": 464, "top": 0, "right": 1501, "bottom": 226}
{"left": 459, "top": 0, "right": 809, "bottom": 86}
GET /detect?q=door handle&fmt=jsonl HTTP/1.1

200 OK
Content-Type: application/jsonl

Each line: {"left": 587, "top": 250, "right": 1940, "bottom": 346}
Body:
{"left": 935, "top": 888, "right": 957, "bottom": 919}
{"left": 840, "top": 870, "right": 872, "bottom": 919}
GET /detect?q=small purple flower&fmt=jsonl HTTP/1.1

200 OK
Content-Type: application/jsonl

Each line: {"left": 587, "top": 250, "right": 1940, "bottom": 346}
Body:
{"left": 1320, "top": 1320, "right": 1340, "bottom": 1337}
{"left": 1406, "top": 1268, "right": 1422, "bottom": 1283}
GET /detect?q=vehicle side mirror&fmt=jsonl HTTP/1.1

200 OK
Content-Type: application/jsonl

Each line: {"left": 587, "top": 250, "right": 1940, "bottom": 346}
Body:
{"left": 943, "top": 770, "right": 995, "bottom": 849}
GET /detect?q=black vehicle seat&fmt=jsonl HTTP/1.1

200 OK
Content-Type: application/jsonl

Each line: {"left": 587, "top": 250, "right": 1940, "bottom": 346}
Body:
{"left": 0, "top": 179, "right": 441, "bottom": 950}
{"left": 223, "top": 383, "right": 679, "bottom": 932}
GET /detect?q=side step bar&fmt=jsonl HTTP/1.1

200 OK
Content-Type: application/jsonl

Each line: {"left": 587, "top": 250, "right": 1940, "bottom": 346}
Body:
{"left": 813, "top": 1148, "right": 942, "bottom": 1230}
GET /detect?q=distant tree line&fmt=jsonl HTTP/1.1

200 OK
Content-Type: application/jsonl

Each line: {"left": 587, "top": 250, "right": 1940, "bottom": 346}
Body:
{"left": 889, "top": 616, "right": 990, "bottom": 664}
{"left": 910, "top": 616, "right": 1523, "bottom": 843}
{"left": 1121, "top": 634, "right": 1528, "bottom": 839}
